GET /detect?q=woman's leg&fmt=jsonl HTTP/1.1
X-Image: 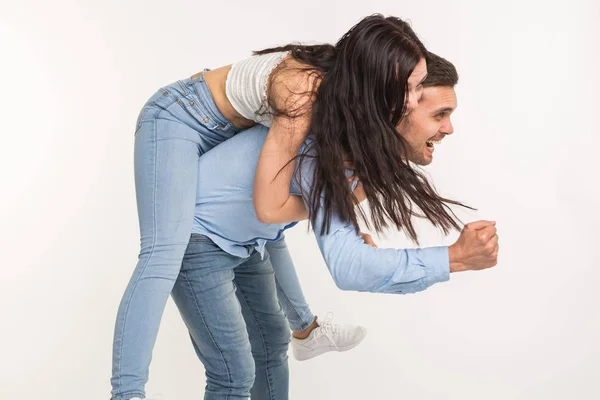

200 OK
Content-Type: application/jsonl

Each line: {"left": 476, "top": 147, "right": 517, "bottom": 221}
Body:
{"left": 111, "top": 118, "right": 201, "bottom": 399}
{"left": 111, "top": 77, "right": 239, "bottom": 400}
{"left": 265, "top": 237, "right": 315, "bottom": 332}
{"left": 266, "top": 236, "right": 367, "bottom": 362}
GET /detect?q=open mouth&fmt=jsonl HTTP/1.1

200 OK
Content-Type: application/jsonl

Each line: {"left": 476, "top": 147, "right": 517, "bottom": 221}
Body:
{"left": 426, "top": 139, "right": 442, "bottom": 149}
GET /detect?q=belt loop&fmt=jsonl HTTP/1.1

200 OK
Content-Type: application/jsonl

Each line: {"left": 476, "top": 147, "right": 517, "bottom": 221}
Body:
{"left": 191, "top": 68, "right": 212, "bottom": 83}
{"left": 201, "top": 68, "right": 212, "bottom": 81}
{"left": 176, "top": 79, "right": 190, "bottom": 95}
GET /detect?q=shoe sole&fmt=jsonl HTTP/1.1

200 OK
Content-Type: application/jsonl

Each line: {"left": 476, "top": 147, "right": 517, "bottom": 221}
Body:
{"left": 292, "top": 331, "right": 367, "bottom": 361}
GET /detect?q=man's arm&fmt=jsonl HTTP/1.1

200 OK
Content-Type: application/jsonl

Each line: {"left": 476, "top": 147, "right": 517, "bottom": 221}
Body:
{"left": 314, "top": 218, "right": 450, "bottom": 294}
{"left": 296, "top": 156, "right": 450, "bottom": 295}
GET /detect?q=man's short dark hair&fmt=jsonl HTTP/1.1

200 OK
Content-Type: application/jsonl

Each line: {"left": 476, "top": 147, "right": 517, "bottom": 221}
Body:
{"left": 423, "top": 52, "right": 459, "bottom": 88}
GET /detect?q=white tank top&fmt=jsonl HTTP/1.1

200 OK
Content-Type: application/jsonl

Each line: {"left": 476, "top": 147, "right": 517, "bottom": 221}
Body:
{"left": 225, "top": 51, "right": 290, "bottom": 127}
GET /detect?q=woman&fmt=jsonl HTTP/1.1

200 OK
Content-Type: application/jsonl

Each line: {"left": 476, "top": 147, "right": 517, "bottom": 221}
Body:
{"left": 111, "top": 14, "right": 430, "bottom": 400}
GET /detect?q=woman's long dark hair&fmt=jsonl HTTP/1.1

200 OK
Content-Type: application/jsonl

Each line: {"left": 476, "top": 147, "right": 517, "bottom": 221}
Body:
{"left": 254, "top": 14, "right": 472, "bottom": 244}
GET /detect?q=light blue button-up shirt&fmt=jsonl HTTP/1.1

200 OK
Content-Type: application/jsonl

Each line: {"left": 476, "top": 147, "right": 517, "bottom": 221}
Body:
{"left": 191, "top": 125, "right": 450, "bottom": 294}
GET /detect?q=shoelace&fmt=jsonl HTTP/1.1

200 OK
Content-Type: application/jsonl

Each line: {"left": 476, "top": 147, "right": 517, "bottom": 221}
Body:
{"left": 311, "top": 312, "right": 340, "bottom": 350}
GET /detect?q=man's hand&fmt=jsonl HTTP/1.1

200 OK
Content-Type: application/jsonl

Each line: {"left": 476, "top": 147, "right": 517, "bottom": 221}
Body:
{"left": 448, "top": 220, "right": 499, "bottom": 272}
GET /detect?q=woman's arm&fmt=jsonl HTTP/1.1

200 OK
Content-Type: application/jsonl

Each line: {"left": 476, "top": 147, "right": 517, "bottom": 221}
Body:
{"left": 253, "top": 67, "right": 317, "bottom": 224}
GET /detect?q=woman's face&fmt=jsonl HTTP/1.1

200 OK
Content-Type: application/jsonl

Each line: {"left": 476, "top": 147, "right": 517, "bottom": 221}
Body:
{"left": 405, "top": 57, "right": 428, "bottom": 111}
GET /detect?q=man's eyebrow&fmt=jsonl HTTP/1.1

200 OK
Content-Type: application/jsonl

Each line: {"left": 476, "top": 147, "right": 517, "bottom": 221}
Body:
{"left": 433, "top": 106, "right": 454, "bottom": 114}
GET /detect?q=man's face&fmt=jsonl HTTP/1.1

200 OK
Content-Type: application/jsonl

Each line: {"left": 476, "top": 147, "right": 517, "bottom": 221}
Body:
{"left": 397, "top": 86, "right": 457, "bottom": 166}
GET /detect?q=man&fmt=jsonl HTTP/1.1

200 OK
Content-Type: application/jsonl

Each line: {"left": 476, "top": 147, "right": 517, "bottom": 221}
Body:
{"left": 399, "top": 52, "right": 459, "bottom": 167}
{"left": 167, "top": 52, "right": 498, "bottom": 398}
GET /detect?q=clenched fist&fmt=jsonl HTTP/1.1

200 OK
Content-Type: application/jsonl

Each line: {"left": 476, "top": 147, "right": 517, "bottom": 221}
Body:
{"left": 448, "top": 220, "right": 499, "bottom": 272}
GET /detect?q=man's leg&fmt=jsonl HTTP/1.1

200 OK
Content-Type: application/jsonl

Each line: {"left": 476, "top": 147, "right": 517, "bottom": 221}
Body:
{"left": 234, "top": 249, "right": 290, "bottom": 400}
{"left": 171, "top": 234, "right": 256, "bottom": 400}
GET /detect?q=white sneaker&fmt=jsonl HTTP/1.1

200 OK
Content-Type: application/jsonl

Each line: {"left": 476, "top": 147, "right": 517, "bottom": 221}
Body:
{"left": 290, "top": 312, "right": 367, "bottom": 361}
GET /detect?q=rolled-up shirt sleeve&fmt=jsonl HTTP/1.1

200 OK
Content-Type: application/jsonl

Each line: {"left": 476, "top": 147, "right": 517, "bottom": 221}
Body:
{"left": 295, "top": 153, "right": 450, "bottom": 294}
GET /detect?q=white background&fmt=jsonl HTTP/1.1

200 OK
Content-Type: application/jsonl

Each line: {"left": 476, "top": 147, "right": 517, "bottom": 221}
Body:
{"left": 1, "top": 0, "right": 599, "bottom": 399}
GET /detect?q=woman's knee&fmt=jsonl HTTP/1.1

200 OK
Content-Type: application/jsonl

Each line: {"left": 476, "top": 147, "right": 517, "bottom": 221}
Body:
{"left": 135, "top": 242, "right": 188, "bottom": 281}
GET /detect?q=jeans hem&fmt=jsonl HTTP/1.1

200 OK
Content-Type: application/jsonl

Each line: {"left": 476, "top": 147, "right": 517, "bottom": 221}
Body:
{"left": 289, "top": 312, "right": 315, "bottom": 333}
{"left": 111, "top": 391, "right": 145, "bottom": 400}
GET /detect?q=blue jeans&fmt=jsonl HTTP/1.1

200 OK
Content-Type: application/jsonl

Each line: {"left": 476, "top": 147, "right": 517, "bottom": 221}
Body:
{"left": 266, "top": 238, "right": 315, "bottom": 332}
{"left": 172, "top": 234, "right": 290, "bottom": 400}
{"left": 111, "top": 73, "right": 242, "bottom": 400}
{"left": 111, "top": 74, "right": 313, "bottom": 399}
